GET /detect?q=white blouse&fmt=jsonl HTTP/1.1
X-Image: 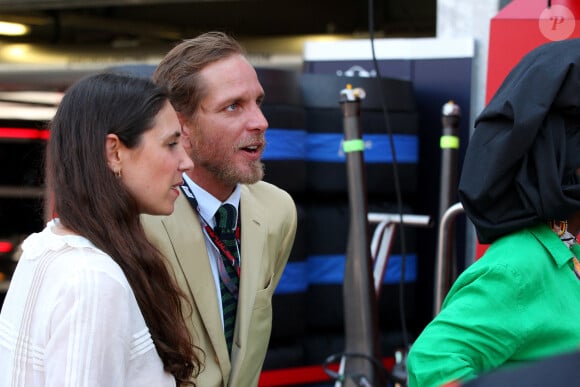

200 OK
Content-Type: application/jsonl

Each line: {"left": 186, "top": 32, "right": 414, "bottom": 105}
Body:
{"left": 0, "top": 220, "right": 176, "bottom": 387}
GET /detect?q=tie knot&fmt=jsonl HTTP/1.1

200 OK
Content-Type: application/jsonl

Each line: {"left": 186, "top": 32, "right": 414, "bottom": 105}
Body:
{"left": 215, "top": 203, "right": 237, "bottom": 234}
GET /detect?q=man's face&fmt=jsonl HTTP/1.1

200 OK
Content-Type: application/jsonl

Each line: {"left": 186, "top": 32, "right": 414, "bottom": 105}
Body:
{"left": 185, "top": 54, "right": 268, "bottom": 195}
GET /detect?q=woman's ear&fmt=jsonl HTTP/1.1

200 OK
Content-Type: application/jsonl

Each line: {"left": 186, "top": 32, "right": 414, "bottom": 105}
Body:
{"left": 105, "top": 133, "right": 122, "bottom": 175}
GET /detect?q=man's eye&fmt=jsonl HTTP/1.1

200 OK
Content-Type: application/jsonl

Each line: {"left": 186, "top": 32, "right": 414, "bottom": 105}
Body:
{"left": 226, "top": 104, "right": 237, "bottom": 111}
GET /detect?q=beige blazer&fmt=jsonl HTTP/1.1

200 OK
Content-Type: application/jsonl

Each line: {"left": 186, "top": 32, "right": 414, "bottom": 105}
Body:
{"left": 141, "top": 181, "right": 297, "bottom": 387}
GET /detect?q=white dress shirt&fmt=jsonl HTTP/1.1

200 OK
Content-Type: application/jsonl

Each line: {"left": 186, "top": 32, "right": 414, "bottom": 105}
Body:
{"left": 0, "top": 219, "right": 175, "bottom": 387}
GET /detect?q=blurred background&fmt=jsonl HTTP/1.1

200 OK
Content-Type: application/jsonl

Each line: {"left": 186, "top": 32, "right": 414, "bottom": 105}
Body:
{"left": 0, "top": 0, "right": 551, "bottom": 386}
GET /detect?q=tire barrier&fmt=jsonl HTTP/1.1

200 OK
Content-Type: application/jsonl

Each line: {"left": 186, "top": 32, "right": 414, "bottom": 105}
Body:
{"left": 258, "top": 71, "right": 420, "bottom": 372}
{"left": 258, "top": 68, "right": 308, "bottom": 197}
{"left": 301, "top": 73, "right": 418, "bottom": 198}
{"left": 261, "top": 104, "right": 307, "bottom": 197}
{"left": 304, "top": 199, "right": 417, "bottom": 333}
{"left": 265, "top": 204, "right": 308, "bottom": 369}
{"left": 267, "top": 199, "right": 419, "bottom": 369}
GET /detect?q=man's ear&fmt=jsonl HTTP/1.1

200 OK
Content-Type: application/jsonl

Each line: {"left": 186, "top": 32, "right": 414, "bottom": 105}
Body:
{"left": 177, "top": 112, "right": 194, "bottom": 151}
{"left": 105, "top": 133, "right": 122, "bottom": 174}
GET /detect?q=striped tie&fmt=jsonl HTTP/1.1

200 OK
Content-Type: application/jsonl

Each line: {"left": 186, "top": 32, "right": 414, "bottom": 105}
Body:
{"left": 214, "top": 203, "right": 240, "bottom": 355}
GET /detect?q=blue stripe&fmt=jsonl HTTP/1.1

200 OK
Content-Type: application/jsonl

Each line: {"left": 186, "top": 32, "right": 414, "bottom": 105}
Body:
{"left": 263, "top": 128, "right": 307, "bottom": 160}
{"left": 307, "top": 133, "right": 418, "bottom": 163}
{"left": 275, "top": 261, "right": 308, "bottom": 294}
{"left": 306, "top": 254, "right": 416, "bottom": 285}
{"left": 274, "top": 254, "right": 416, "bottom": 294}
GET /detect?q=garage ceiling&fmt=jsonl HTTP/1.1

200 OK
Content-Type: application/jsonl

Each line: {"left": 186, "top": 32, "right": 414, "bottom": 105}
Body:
{"left": 0, "top": 0, "right": 436, "bottom": 46}
{"left": 0, "top": 0, "right": 436, "bottom": 92}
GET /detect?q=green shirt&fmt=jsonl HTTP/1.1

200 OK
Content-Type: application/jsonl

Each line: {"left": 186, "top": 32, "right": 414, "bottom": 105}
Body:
{"left": 408, "top": 223, "right": 580, "bottom": 387}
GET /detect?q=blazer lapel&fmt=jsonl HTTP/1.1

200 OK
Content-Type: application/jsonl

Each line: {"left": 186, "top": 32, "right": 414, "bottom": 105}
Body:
{"left": 234, "top": 186, "right": 267, "bottom": 360}
{"left": 162, "top": 194, "right": 232, "bottom": 368}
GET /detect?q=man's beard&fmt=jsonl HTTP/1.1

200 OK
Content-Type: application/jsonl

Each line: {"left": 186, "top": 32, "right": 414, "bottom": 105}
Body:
{"left": 208, "top": 158, "right": 265, "bottom": 186}
{"left": 190, "top": 127, "right": 266, "bottom": 186}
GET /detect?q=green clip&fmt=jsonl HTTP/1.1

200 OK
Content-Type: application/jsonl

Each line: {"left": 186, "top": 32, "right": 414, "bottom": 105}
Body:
{"left": 343, "top": 139, "right": 365, "bottom": 153}
{"left": 440, "top": 135, "right": 459, "bottom": 149}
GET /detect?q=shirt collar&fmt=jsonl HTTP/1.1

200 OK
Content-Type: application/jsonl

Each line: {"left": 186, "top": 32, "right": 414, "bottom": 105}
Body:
{"left": 529, "top": 222, "right": 578, "bottom": 268}
{"left": 182, "top": 173, "right": 241, "bottom": 227}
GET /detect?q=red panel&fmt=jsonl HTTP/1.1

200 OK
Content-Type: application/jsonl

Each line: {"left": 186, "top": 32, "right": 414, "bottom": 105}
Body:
{"left": 494, "top": 0, "right": 580, "bottom": 19}
{"left": 486, "top": 0, "right": 580, "bottom": 103}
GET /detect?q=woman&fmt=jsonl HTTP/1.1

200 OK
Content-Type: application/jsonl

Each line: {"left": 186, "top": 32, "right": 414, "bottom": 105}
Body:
{"left": 0, "top": 72, "right": 202, "bottom": 386}
{"left": 408, "top": 38, "right": 580, "bottom": 387}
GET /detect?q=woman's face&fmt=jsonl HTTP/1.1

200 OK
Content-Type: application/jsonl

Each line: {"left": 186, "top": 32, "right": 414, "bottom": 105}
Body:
{"left": 118, "top": 101, "right": 193, "bottom": 215}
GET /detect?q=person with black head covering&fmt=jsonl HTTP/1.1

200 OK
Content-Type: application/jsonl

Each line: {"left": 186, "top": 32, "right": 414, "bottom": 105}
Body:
{"left": 407, "top": 38, "right": 580, "bottom": 387}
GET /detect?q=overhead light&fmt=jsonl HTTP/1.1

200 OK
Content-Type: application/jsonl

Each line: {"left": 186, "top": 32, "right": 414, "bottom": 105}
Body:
{"left": 0, "top": 22, "right": 30, "bottom": 36}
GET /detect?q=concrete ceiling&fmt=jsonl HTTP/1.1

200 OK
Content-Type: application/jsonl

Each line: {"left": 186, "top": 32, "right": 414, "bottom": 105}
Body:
{"left": 0, "top": 0, "right": 436, "bottom": 46}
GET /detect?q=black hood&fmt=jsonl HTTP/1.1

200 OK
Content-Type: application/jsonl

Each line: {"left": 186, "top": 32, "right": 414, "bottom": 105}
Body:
{"left": 458, "top": 38, "right": 580, "bottom": 244}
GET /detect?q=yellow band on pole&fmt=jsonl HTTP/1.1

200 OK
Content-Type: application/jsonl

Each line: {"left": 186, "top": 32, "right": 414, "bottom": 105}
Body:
{"left": 343, "top": 139, "right": 365, "bottom": 153}
{"left": 440, "top": 135, "right": 459, "bottom": 149}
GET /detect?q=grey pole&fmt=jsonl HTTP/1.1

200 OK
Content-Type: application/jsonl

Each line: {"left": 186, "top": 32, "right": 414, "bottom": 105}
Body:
{"left": 438, "top": 100, "right": 461, "bottom": 221}
{"left": 434, "top": 100, "right": 461, "bottom": 316}
{"left": 340, "top": 85, "right": 384, "bottom": 387}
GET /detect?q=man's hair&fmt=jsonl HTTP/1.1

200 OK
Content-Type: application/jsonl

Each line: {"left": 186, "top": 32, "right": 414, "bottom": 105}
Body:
{"left": 153, "top": 31, "right": 245, "bottom": 119}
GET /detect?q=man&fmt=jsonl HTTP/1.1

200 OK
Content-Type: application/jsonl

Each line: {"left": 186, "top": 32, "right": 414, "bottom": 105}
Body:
{"left": 141, "top": 31, "right": 298, "bottom": 387}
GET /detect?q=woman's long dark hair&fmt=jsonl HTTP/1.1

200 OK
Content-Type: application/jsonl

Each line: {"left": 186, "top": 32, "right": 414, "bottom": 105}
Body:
{"left": 45, "top": 72, "right": 202, "bottom": 385}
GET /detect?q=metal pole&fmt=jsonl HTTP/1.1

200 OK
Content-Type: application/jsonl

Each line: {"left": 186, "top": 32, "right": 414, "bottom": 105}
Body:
{"left": 434, "top": 202, "right": 464, "bottom": 316}
{"left": 368, "top": 213, "right": 431, "bottom": 296}
{"left": 434, "top": 101, "right": 461, "bottom": 316}
{"left": 438, "top": 100, "right": 460, "bottom": 221}
{"left": 340, "top": 84, "right": 384, "bottom": 387}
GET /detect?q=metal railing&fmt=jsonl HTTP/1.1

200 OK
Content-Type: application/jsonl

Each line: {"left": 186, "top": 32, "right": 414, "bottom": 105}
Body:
{"left": 433, "top": 202, "right": 464, "bottom": 316}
